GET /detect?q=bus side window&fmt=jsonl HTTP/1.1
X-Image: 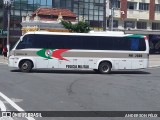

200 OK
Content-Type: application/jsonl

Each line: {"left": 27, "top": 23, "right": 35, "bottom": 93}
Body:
{"left": 33, "top": 35, "right": 49, "bottom": 48}
{"left": 130, "top": 38, "right": 139, "bottom": 51}
{"left": 139, "top": 38, "right": 146, "bottom": 51}
{"left": 114, "top": 37, "right": 130, "bottom": 50}
{"left": 25, "top": 36, "right": 33, "bottom": 48}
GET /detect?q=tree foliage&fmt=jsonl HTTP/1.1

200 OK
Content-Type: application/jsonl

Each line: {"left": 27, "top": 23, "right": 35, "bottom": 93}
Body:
{"left": 61, "top": 20, "right": 90, "bottom": 33}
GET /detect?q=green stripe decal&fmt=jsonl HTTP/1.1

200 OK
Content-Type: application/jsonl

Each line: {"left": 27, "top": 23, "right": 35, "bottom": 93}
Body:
{"left": 37, "top": 49, "right": 55, "bottom": 59}
{"left": 36, "top": 49, "right": 71, "bottom": 61}
{"left": 127, "top": 34, "right": 144, "bottom": 38}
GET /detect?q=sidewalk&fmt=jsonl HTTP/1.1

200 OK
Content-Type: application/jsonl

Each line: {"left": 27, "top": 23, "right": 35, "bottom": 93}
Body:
{"left": 0, "top": 55, "right": 160, "bottom": 67}
{"left": 0, "top": 55, "right": 8, "bottom": 64}
{"left": 149, "top": 55, "right": 160, "bottom": 67}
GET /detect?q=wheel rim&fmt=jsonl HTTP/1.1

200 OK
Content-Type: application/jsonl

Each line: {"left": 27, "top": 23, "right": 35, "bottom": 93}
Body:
{"left": 102, "top": 65, "right": 109, "bottom": 72}
{"left": 22, "top": 63, "right": 28, "bottom": 70}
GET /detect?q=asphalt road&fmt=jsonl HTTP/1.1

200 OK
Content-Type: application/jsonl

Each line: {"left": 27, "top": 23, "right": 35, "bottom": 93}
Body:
{"left": 0, "top": 63, "right": 160, "bottom": 120}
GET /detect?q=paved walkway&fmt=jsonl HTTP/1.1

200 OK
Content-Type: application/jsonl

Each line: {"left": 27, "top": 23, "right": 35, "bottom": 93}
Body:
{"left": 149, "top": 55, "right": 160, "bottom": 67}
{"left": 0, "top": 55, "right": 160, "bottom": 67}
{"left": 0, "top": 55, "right": 8, "bottom": 65}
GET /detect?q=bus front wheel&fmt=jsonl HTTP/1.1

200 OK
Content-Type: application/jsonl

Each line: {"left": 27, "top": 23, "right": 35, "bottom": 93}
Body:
{"left": 20, "top": 60, "right": 32, "bottom": 72}
{"left": 98, "top": 62, "right": 111, "bottom": 74}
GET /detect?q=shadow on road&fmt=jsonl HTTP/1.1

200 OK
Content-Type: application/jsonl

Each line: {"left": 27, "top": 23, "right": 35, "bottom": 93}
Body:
{"left": 110, "top": 70, "right": 150, "bottom": 74}
{"left": 10, "top": 69, "right": 150, "bottom": 75}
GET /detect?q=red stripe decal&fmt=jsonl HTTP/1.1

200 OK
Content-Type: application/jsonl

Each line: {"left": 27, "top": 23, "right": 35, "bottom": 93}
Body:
{"left": 52, "top": 49, "right": 70, "bottom": 61}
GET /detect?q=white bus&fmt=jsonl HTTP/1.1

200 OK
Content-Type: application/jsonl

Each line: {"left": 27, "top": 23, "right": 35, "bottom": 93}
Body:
{"left": 8, "top": 31, "right": 149, "bottom": 74}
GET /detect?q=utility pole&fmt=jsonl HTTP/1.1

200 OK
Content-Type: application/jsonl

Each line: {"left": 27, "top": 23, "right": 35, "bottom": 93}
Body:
{"left": 103, "top": 0, "right": 107, "bottom": 31}
{"left": 109, "top": 0, "right": 114, "bottom": 31}
{"left": 3, "top": 0, "right": 11, "bottom": 57}
{"left": 111, "top": 7, "right": 114, "bottom": 31}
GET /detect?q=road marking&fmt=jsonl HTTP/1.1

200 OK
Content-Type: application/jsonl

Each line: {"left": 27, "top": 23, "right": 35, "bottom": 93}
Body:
{"left": 0, "top": 100, "right": 6, "bottom": 111}
{"left": 0, "top": 117, "right": 14, "bottom": 120}
{"left": 0, "top": 92, "right": 35, "bottom": 120}
{"left": 2, "top": 98, "right": 23, "bottom": 104}
{"left": 0, "top": 100, "right": 14, "bottom": 120}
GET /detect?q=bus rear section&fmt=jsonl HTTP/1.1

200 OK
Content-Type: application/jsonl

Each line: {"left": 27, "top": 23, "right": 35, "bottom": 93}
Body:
{"left": 111, "top": 35, "right": 149, "bottom": 71}
{"left": 8, "top": 32, "right": 149, "bottom": 74}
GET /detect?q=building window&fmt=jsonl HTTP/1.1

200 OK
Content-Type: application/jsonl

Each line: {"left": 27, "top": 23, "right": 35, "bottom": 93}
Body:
{"left": 139, "top": 3, "right": 149, "bottom": 11}
{"left": 0, "top": 1, "right": 3, "bottom": 8}
{"left": 137, "top": 21, "right": 147, "bottom": 29}
{"left": 155, "top": 4, "right": 160, "bottom": 12}
{"left": 124, "top": 21, "right": 135, "bottom": 29}
{"left": 112, "top": 0, "right": 120, "bottom": 9}
{"left": 113, "top": 20, "right": 118, "bottom": 28}
{"left": 107, "top": 20, "right": 118, "bottom": 28}
{"left": 127, "top": 2, "right": 137, "bottom": 10}
{"left": 152, "top": 23, "right": 160, "bottom": 30}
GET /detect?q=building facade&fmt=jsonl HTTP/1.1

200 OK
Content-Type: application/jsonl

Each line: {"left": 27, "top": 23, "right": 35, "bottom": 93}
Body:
{"left": 0, "top": 0, "right": 106, "bottom": 52}
{"left": 52, "top": 0, "right": 106, "bottom": 30}
{"left": 106, "top": 0, "right": 160, "bottom": 34}
{"left": 0, "top": 0, "right": 5, "bottom": 52}
{"left": 21, "top": 8, "right": 77, "bottom": 34}
{"left": 106, "top": 0, "right": 160, "bottom": 54}
{"left": 0, "top": 0, "right": 53, "bottom": 52}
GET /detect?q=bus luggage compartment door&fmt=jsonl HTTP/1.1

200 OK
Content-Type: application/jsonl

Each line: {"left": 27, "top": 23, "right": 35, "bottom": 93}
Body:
{"left": 114, "top": 59, "right": 132, "bottom": 69}
{"left": 58, "top": 58, "right": 73, "bottom": 69}
{"left": 132, "top": 59, "right": 144, "bottom": 69}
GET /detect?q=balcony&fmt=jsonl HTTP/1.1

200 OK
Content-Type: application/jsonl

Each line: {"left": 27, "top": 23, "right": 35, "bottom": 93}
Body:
{"left": 155, "top": 12, "right": 160, "bottom": 21}
{"left": 112, "top": 9, "right": 149, "bottom": 20}
{"left": 127, "top": 10, "right": 149, "bottom": 20}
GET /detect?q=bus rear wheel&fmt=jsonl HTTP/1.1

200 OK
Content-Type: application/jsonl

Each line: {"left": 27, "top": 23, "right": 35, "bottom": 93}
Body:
{"left": 20, "top": 60, "right": 32, "bottom": 72}
{"left": 98, "top": 62, "right": 111, "bottom": 74}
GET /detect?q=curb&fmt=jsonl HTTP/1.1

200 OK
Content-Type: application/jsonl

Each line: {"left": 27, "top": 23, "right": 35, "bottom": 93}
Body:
{"left": 0, "top": 62, "right": 8, "bottom": 65}
{"left": 148, "top": 65, "right": 160, "bottom": 68}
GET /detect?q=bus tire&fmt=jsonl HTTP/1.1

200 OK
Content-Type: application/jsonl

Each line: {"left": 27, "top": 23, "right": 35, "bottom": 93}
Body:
{"left": 98, "top": 62, "right": 111, "bottom": 74}
{"left": 20, "top": 60, "right": 32, "bottom": 72}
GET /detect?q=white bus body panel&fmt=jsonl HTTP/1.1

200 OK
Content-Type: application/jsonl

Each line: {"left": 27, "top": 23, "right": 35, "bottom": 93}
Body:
{"left": 8, "top": 31, "right": 149, "bottom": 72}
{"left": 8, "top": 56, "right": 36, "bottom": 68}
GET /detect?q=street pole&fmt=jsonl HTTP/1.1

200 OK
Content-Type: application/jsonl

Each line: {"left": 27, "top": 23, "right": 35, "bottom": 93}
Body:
{"left": 103, "top": 0, "right": 107, "bottom": 31}
{"left": 111, "top": 7, "right": 114, "bottom": 31}
{"left": 7, "top": 4, "right": 10, "bottom": 57}
{"left": 109, "top": 0, "right": 114, "bottom": 31}
{"left": 3, "top": 0, "right": 11, "bottom": 58}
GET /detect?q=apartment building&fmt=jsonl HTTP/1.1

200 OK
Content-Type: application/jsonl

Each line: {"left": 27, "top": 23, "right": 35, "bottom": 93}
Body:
{"left": 107, "top": 0, "right": 160, "bottom": 34}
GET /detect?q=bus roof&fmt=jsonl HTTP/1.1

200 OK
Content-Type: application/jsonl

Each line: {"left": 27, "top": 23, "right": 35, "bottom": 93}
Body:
{"left": 24, "top": 31, "right": 144, "bottom": 37}
{"left": 89, "top": 31, "right": 125, "bottom": 35}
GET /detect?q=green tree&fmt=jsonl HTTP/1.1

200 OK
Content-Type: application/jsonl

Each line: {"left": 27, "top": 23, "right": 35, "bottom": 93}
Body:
{"left": 61, "top": 21, "right": 90, "bottom": 33}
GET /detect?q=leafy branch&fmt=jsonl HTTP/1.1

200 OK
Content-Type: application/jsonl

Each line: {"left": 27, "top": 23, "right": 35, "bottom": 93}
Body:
{"left": 61, "top": 20, "right": 90, "bottom": 33}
